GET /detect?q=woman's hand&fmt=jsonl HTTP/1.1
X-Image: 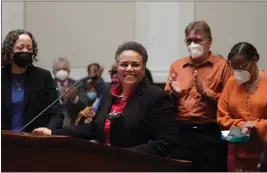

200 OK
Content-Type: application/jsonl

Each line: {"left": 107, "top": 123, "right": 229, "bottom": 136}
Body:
{"left": 32, "top": 127, "right": 52, "bottom": 136}
{"left": 241, "top": 121, "right": 255, "bottom": 135}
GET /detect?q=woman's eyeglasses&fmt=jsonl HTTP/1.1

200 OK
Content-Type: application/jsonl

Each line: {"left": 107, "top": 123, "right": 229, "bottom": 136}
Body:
{"left": 228, "top": 60, "right": 250, "bottom": 70}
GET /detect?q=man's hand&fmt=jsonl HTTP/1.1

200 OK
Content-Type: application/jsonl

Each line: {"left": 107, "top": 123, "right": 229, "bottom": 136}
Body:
{"left": 32, "top": 127, "right": 52, "bottom": 136}
{"left": 193, "top": 70, "right": 206, "bottom": 95}
{"left": 63, "top": 88, "right": 78, "bottom": 101}
{"left": 168, "top": 74, "right": 184, "bottom": 95}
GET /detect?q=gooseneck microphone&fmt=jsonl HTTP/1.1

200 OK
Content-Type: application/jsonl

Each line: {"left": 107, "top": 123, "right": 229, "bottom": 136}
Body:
{"left": 19, "top": 81, "right": 79, "bottom": 132}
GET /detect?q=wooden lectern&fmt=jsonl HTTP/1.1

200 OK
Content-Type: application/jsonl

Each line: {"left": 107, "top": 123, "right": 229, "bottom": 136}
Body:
{"left": 2, "top": 130, "right": 191, "bottom": 172}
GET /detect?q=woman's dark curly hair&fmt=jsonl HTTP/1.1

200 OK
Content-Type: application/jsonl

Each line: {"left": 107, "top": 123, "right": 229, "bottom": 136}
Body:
{"left": 1, "top": 29, "right": 38, "bottom": 67}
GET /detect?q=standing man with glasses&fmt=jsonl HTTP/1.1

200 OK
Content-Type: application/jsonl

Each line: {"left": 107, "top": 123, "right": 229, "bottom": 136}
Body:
{"left": 165, "top": 20, "right": 233, "bottom": 171}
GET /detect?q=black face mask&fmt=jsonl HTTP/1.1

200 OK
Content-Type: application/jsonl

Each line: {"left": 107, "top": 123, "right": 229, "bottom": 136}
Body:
{"left": 13, "top": 52, "right": 33, "bottom": 68}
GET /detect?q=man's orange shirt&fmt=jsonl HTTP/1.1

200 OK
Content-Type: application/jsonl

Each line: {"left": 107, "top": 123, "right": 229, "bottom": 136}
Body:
{"left": 165, "top": 52, "right": 232, "bottom": 123}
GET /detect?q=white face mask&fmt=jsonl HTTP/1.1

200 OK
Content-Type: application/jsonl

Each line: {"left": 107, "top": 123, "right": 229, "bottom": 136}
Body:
{"left": 233, "top": 61, "right": 252, "bottom": 85}
{"left": 188, "top": 42, "right": 205, "bottom": 59}
{"left": 233, "top": 70, "right": 251, "bottom": 85}
{"left": 55, "top": 70, "right": 69, "bottom": 81}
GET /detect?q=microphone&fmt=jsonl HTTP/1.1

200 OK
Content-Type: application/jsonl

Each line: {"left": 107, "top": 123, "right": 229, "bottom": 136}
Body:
{"left": 19, "top": 81, "right": 79, "bottom": 132}
{"left": 76, "top": 76, "right": 98, "bottom": 89}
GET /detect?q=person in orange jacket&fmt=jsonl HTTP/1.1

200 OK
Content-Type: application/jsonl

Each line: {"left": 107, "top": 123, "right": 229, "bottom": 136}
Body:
{"left": 217, "top": 42, "right": 267, "bottom": 171}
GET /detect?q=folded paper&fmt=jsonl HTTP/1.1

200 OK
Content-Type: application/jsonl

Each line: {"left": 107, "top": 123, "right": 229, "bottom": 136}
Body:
{"left": 221, "top": 126, "right": 249, "bottom": 143}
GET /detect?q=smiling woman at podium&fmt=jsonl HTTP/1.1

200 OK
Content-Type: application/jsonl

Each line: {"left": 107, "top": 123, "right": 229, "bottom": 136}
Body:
{"left": 33, "top": 41, "right": 178, "bottom": 157}
{"left": 1, "top": 29, "right": 64, "bottom": 132}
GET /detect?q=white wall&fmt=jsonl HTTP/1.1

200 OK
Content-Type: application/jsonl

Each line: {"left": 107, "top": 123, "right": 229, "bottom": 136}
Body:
{"left": 2, "top": 1, "right": 267, "bottom": 82}
{"left": 24, "top": 1, "right": 136, "bottom": 82}
{"left": 195, "top": 1, "right": 267, "bottom": 70}
{"left": 135, "top": 2, "right": 195, "bottom": 82}
{"left": 1, "top": 1, "right": 24, "bottom": 41}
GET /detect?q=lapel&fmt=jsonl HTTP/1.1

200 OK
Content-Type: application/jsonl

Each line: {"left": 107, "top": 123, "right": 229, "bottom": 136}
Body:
{"left": 97, "top": 90, "right": 113, "bottom": 123}
{"left": 67, "top": 79, "right": 74, "bottom": 87}
{"left": 54, "top": 79, "right": 60, "bottom": 94}
{"left": 22, "top": 66, "right": 37, "bottom": 125}
{"left": 95, "top": 89, "right": 113, "bottom": 141}
{"left": 95, "top": 80, "right": 148, "bottom": 140}
{"left": 122, "top": 80, "right": 147, "bottom": 120}
{"left": 2, "top": 66, "right": 12, "bottom": 119}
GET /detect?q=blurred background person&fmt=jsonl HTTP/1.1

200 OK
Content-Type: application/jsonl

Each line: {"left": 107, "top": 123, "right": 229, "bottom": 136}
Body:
{"left": 165, "top": 20, "right": 232, "bottom": 171}
{"left": 108, "top": 63, "right": 120, "bottom": 85}
{"left": 79, "top": 62, "right": 108, "bottom": 103}
{"left": 217, "top": 42, "right": 267, "bottom": 171}
{"left": 85, "top": 86, "right": 100, "bottom": 108}
{"left": 33, "top": 41, "right": 178, "bottom": 157}
{"left": 1, "top": 29, "right": 63, "bottom": 132}
{"left": 52, "top": 57, "right": 88, "bottom": 127}
{"left": 75, "top": 62, "right": 121, "bottom": 126}
{"left": 87, "top": 62, "right": 108, "bottom": 90}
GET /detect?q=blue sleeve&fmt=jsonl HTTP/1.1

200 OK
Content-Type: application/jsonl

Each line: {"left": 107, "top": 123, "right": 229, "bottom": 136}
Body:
{"left": 92, "top": 95, "right": 102, "bottom": 112}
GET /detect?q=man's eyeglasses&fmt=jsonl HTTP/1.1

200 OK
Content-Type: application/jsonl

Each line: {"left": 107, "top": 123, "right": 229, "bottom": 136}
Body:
{"left": 184, "top": 38, "right": 206, "bottom": 45}
{"left": 108, "top": 70, "right": 118, "bottom": 76}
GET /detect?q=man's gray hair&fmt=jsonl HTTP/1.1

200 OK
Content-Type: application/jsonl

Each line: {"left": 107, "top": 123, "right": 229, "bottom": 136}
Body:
{"left": 52, "top": 57, "right": 70, "bottom": 70}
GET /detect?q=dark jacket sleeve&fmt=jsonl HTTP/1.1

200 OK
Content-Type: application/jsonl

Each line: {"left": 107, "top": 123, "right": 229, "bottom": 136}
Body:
{"left": 52, "top": 123, "right": 94, "bottom": 140}
{"left": 129, "top": 91, "right": 178, "bottom": 157}
{"left": 44, "top": 71, "right": 64, "bottom": 129}
{"left": 260, "top": 139, "right": 267, "bottom": 172}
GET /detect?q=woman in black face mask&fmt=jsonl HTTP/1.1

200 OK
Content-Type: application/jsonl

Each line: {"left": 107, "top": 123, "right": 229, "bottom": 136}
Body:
{"left": 1, "top": 29, "right": 64, "bottom": 132}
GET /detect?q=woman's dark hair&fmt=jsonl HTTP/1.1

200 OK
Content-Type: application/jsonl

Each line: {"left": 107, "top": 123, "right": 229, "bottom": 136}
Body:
{"left": 227, "top": 42, "right": 259, "bottom": 61}
{"left": 115, "top": 41, "right": 148, "bottom": 65}
{"left": 1, "top": 29, "right": 38, "bottom": 67}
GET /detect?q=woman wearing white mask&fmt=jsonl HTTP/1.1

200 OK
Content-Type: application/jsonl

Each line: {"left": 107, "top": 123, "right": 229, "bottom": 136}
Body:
{"left": 1, "top": 29, "right": 64, "bottom": 132}
{"left": 217, "top": 42, "right": 267, "bottom": 171}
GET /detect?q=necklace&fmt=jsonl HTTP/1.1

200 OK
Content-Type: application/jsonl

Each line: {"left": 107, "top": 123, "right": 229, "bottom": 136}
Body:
{"left": 14, "top": 80, "right": 24, "bottom": 91}
{"left": 247, "top": 70, "right": 262, "bottom": 89}
{"left": 244, "top": 70, "right": 262, "bottom": 107}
